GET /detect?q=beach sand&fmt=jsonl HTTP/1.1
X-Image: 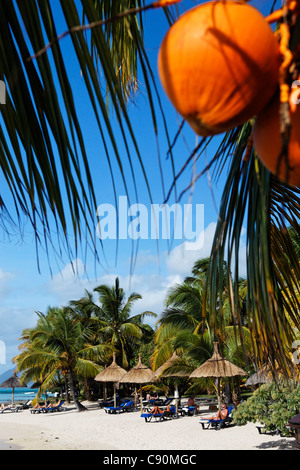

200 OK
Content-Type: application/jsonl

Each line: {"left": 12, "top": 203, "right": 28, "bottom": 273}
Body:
{"left": 0, "top": 401, "right": 296, "bottom": 451}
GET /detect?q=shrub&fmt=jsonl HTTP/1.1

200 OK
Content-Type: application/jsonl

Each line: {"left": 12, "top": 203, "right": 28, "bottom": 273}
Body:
{"left": 233, "top": 381, "right": 300, "bottom": 435}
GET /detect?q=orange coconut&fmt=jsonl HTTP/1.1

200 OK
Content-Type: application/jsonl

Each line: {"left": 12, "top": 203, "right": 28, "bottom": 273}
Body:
{"left": 253, "top": 95, "right": 300, "bottom": 187}
{"left": 158, "top": 1, "right": 281, "bottom": 136}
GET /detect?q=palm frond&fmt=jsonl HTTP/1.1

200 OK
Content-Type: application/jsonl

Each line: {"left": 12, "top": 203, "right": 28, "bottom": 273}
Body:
{"left": 203, "top": 122, "right": 300, "bottom": 373}
{"left": 0, "top": 0, "right": 176, "bottom": 266}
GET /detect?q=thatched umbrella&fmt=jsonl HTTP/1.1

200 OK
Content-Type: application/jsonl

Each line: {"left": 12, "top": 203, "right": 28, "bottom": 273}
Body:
{"left": 245, "top": 360, "right": 300, "bottom": 386}
{"left": 189, "top": 342, "right": 246, "bottom": 411}
{"left": 153, "top": 351, "right": 187, "bottom": 413}
{"left": 120, "top": 354, "right": 154, "bottom": 414}
{"left": 94, "top": 353, "right": 127, "bottom": 408}
{"left": 244, "top": 365, "right": 272, "bottom": 386}
{"left": 0, "top": 371, "right": 26, "bottom": 405}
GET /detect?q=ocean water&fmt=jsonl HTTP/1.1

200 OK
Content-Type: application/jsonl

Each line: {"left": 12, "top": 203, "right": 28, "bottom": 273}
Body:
{"left": 0, "top": 388, "right": 54, "bottom": 403}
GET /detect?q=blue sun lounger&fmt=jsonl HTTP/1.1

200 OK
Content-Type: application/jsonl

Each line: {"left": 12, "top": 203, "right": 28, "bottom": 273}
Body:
{"left": 200, "top": 406, "right": 234, "bottom": 430}
{"left": 141, "top": 412, "right": 164, "bottom": 422}
{"left": 104, "top": 400, "right": 134, "bottom": 414}
{"left": 141, "top": 406, "right": 178, "bottom": 422}
{"left": 43, "top": 401, "right": 66, "bottom": 413}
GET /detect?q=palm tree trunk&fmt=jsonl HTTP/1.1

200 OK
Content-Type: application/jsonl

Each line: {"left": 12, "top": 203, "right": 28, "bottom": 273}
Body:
{"left": 68, "top": 370, "right": 87, "bottom": 412}
{"left": 63, "top": 375, "right": 70, "bottom": 404}
{"left": 84, "top": 378, "right": 92, "bottom": 401}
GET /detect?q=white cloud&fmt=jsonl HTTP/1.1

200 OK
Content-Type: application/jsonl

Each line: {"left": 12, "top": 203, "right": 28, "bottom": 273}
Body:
{"left": 166, "top": 222, "right": 217, "bottom": 276}
{"left": 46, "top": 258, "right": 95, "bottom": 304}
{"left": 165, "top": 221, "right": 248, "bottom": 279}
{"left": 0, "top": 267, "right": 15, "bottom": 299}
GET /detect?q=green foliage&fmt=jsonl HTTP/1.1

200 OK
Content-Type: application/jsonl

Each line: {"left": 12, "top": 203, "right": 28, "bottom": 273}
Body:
{"left": 233, "top": 382, "right": 300, "bottom": 435}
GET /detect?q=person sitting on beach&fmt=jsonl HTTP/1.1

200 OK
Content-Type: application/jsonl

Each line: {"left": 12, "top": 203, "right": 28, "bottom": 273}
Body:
{"left": 199, "top": 403, "right": 228, "bottom": 421}
{"left": 187, "top": 396, "right": 199, "bottom": 413}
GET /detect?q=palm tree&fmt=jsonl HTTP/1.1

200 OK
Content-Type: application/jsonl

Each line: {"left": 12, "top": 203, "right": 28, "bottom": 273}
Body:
{"left": 1, "top": 1, "right": 299, "bottom": 373}
{"left": 158, "top": 258, "right": 238, "bottom": 340}
{"left": 14, "top": 307, "right": 107, "bottom": 411}
{"left": 93, "top": 277, "right": 156, "bottom": 368}
{"left": 153, "top": 257, "right": 250, "bottom": 369}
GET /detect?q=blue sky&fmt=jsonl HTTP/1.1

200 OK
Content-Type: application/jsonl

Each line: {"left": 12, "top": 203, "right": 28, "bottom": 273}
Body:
{"left": 0, "top": 0, "right": 277, "bottom": 375}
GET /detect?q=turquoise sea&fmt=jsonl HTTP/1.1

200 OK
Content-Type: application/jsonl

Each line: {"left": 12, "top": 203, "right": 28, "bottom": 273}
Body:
{"left": 0, "top": 387, "right": 54, "bottom": 403}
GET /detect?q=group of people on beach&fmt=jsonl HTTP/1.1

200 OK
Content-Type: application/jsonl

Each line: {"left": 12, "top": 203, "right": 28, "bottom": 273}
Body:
{"left": 148, "top": 392, "right": 241, "bottom": 419}
{"left": 32, "top": 399, "right": 62, "bottom": 410}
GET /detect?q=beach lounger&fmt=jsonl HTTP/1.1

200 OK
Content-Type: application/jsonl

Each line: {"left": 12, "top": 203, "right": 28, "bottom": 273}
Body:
{"left": 200, "top": 406, "right": 234, "bottom": 430}
{"left": 141, "top": 406, "right": 178, "bottom": 422}
{"left": 30, "top": 401, "right": 51, "bottom": 414}
{"left": 43, "top": 401, "right": 66, "bottom": 413}
{"left": 104, "top": 398, "right": 130, "bottom": 412}
{"left": 181, "top": 406, "right": 197, "bottom": 416}
{"left": 0, "top": 405, "right": 21, "bottom": 413}
{"left": 18, "top": 399, "right": 32, "bottom": 410}
{"left": 256, "top": 424, "right": 282, "bottom": 436}
{"left": 161, "top": 406, "right": 178, "bottom": 420}
{"left": 141, "top": 412, "right": 164, "bottom": 422}
{"left": 99, "top": 396, "right": 121, "bottom": 408}
{"left": 104, "top": 400, "right": 134, "bottom": 414}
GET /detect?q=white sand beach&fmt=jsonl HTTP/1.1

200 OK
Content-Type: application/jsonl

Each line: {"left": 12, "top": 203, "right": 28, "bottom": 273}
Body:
{"left": 0, "top": 401, "right": 296, "bottom": 451}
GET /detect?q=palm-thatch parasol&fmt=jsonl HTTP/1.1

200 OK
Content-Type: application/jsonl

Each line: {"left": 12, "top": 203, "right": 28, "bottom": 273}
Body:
{"left": 120, "top": 353, "right": 154, "bottom": 414}
{"left": 94, "top": 353, "right": 127, "bottom": 408}
{"left": 244, "top": 365, "right": 272, "bottom": 386}
{"left": 245, "top": 359, "right": 300, "bottom": 386}
{"left": 153, "top": 351, "right": 187, "bottom": 413}
{"left": 189, "top": 342, "right": 246, "bottom": 411}
{"left": 0, "top": 371, "right": 26, "bottom": 404}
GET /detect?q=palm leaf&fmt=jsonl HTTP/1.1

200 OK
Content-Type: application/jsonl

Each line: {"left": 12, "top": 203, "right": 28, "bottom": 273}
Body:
{"left": 0, "top": 0, "right": 176, "bottom": 266}
{"left": 203, "top": 121, "right": 300, "bottom": 373}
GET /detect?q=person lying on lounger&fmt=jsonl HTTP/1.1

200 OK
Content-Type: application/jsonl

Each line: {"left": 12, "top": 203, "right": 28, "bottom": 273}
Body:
{"left": 32, "top": 399, "right": 61, "bottom": 410}
{"left": 149, "top": 405, "right": 163, "bottom": 415}
{"left": 150, "top": 405, "right": 174, "bottom": 415}
{"left": 199, "top": 403, "right": 228, "bottom": 421}
{"left": 0, "top": 403, "right": 14, "bottom": 410}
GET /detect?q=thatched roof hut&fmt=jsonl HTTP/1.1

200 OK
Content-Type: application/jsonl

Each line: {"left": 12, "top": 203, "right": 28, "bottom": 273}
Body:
{"left": 120, "top": 354, "right": 153, "bottom": 384}
{"left": 190, "top": 343, "right": 246, "bottom": 379}
{"left": 189, "top": 343, "right": 246, "bottom": 410}
{"left": 120, "top": 354, "right": 153, "bottom": 413}
{"left": 244, "top": 366, "right": 271, "bottom": 386}
{"left": 0, "top": 371, "right": 26, "bottom": 404}
{"left": 94, "top": 353, "right": 127, "bottom": 383}
{"left": 94, "top": 353, "right": 127, "bottom": 407}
